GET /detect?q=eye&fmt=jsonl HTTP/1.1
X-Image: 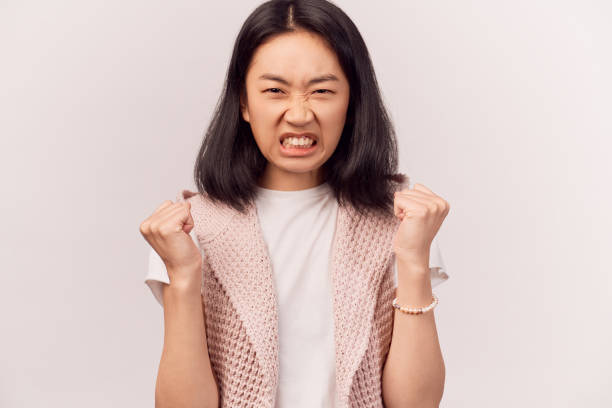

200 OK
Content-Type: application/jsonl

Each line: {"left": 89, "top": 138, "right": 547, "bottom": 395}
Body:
{"left": 314, "top": 89, "right": 333, "bottom": 94}
{"left": 264, "top": 88, "right": 283, "bottom": 94}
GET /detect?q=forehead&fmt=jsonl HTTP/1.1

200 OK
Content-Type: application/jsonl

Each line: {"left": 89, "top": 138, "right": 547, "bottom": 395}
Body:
{"left": 246, "top": 31, "right": 345, "bottom": 83}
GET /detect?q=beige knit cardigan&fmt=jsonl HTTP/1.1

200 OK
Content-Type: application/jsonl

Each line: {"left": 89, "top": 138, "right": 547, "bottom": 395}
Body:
{"left": 175, "top": 179, "right": 406, "bottom": 407}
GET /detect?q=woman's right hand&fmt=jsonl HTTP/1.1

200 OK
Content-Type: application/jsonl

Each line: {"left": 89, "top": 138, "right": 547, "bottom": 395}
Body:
{"left": 139, "top": 200, "right": 202, "bottom": 289}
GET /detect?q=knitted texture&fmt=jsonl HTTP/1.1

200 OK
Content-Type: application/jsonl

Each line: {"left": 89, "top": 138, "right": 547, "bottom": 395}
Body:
{"left": 175, "top": 179, "right": 408, "bottom": 407}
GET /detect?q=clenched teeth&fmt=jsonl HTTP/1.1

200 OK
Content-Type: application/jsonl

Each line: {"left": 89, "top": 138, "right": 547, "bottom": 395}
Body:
{"left": 282, "top": 136, "right": 315, "bottom": 147}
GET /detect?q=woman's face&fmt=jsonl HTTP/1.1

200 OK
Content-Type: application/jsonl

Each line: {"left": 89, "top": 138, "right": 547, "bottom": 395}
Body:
{"left": 240, "top": 30, "right": 350, "bottom": 190}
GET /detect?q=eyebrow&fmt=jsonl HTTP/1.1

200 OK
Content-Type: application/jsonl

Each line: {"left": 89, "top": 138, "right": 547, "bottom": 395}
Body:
{"left": 257, "top": 73, "right": 340, "bottom": 86}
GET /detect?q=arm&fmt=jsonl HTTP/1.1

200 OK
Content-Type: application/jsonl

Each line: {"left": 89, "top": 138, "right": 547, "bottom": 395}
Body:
{"left": 381, "top": 258, "right": 445, "bottom": 408}
{"left": 155, "top": 269, "right": 219, "bottom": 408}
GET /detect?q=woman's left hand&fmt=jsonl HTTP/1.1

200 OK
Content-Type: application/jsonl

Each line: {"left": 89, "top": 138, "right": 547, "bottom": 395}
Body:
{"left": 392, "top": 182, "right": 450, "bottom": 267}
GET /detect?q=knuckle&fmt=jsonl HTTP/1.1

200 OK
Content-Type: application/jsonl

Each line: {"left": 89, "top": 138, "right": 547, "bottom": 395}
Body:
{"left": 149, "top": 221, "right": 161, "bottom": 236}
{"left": 139, "top": 222, "right": 149, "bottom": 235}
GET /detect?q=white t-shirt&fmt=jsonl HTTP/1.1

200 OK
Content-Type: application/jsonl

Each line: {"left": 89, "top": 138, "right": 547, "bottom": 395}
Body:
{"left": 144, "top": 181, "right": 449, "bottom": 408}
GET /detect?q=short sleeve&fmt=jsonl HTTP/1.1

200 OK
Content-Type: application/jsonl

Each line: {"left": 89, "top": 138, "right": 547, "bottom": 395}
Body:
{"left": 144, "top": 228, "right": 201, "bottom": 307}
{"left": 392, "top": 234, "right": 450, "bottom": 288}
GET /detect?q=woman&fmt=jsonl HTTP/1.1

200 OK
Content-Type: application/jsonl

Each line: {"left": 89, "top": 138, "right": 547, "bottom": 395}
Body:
{"left": 140, "top": 1, "right": 450, "bottom": 407}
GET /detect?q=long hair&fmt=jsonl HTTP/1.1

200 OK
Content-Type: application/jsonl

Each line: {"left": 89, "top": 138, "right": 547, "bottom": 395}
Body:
{"left": 194, "top": 0, "right": 406, "bottom": 216}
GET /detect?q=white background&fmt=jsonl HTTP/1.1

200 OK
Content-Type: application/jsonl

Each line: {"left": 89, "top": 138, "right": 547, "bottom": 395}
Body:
{"left": 1, "top": 0, "right": 610, "bottom": 406}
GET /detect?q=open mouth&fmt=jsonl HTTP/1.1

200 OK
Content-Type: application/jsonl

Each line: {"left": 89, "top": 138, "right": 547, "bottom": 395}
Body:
{"left": 279, "top": 136, "right": 319, "bottom": 156}
{"left": 280, "top": 136, "right": 317, "bottom": 149}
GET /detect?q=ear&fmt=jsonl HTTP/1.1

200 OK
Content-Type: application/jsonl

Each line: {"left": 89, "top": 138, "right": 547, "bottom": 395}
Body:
{"left": 240, "top": 90, "right": 250, "bottom": 123}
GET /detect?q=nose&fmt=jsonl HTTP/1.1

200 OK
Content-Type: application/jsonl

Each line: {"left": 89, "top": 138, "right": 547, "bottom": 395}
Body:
{"left": 284, "top": 92, "right": 314, "bottom": 124}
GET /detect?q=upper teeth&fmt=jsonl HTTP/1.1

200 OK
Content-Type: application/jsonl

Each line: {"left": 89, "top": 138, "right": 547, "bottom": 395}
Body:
{"left": 283, "top": 136, "right": 314, "bottom": 146}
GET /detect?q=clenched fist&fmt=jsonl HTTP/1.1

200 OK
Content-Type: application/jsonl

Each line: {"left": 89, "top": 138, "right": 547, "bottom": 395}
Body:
{"left": 392, "top": 182, "right": 450, "bottom": 269}
{"left": 139, "top": 200, "right": 202, "bottom": 289}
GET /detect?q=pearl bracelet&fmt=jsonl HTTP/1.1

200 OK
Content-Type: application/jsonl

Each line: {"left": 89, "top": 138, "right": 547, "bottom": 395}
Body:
{"left": 392, "top": 293, "right": 439, "bottom": 315}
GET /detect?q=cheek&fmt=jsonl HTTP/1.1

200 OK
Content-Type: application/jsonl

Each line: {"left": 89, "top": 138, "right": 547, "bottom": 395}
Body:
{"left": 248, "top": 101, "right": 280, "bottom": 127}
{"left": 248, "top": 113, "right": 280, "bottom": 153}
{"left": 317, "top": 104, "right": 348, "bottom": 151}
{"left": 318, "top": 102, "right": 348, "bottom": 132}
{"left": 247, "top": 105, "right": 276, "bottom": 135}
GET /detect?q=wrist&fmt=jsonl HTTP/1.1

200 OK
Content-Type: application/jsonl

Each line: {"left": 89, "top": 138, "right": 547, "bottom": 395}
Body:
{"left": 395, "top": 253, "right": 429, "bottom": 274}
{"left": 393, "top": 247, "right": 429, "bottom": 268}
{"left": 167, "top": 266, "right": 202, "bottom": 295}
{"left": 395, "top": 269, "right": 433, "bottom": 306}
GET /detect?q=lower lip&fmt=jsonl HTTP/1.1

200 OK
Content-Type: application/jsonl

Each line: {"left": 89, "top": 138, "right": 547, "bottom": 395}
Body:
{"left": 279, "top": 140, "right": 318, "bottom": 156}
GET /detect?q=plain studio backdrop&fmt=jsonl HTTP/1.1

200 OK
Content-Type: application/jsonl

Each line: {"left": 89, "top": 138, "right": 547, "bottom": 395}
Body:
{"left": 1, "top": 0, "right": 610, "bottom": 406}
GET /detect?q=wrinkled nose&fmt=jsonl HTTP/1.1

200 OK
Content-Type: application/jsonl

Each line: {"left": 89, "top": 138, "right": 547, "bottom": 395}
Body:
{"left": 284, "top": 92, "right": 313, "bottom": 123}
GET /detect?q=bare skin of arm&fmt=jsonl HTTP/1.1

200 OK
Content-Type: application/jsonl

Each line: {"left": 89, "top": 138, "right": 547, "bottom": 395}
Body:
{"left": 140, "top": 200, "right": 219, "bottom": 407}
{"left": 155, "top": 273, "right": 219, "bottom": 408}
